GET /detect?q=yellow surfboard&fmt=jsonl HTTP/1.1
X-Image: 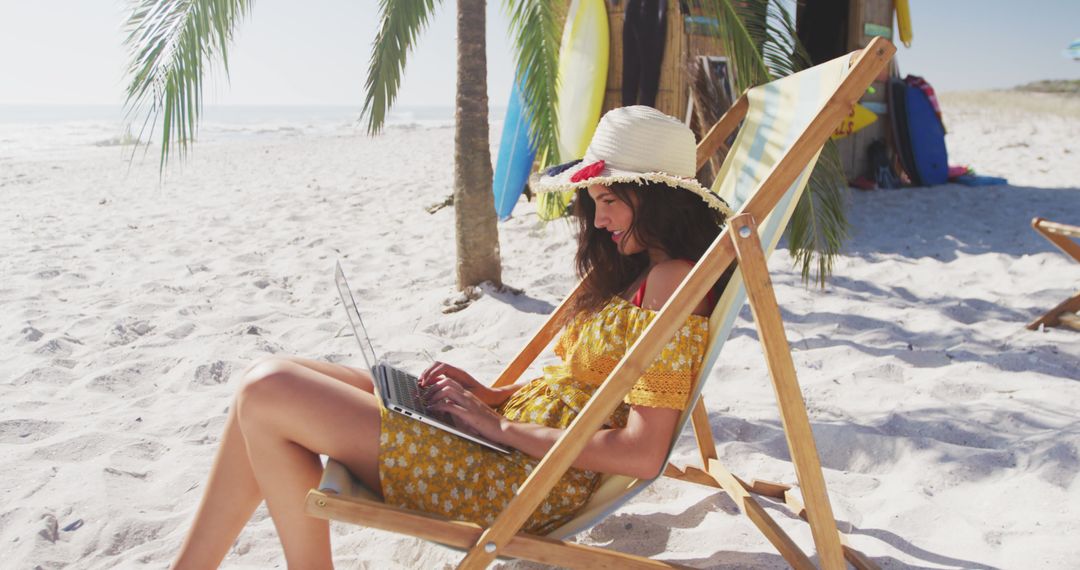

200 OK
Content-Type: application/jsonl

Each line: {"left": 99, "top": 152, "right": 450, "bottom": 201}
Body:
{"left": 895, "top": 0, "right": 913, "bottom": 48}
{"left": 555, "top": 0, "right": 610, "bottom": 162}
{"left": 539, "top": 0, "right": 609, "bottom": 219}
{"left": 831, "top": 103, "right": 878, "bottom": 139}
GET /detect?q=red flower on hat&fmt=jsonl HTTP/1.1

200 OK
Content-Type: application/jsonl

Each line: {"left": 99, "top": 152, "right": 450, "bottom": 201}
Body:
{"left": 569, "top": 160, "right": 605, "bottom": 183}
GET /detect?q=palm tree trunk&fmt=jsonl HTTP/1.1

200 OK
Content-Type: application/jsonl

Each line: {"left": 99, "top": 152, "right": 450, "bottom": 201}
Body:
{"left": 454, "top": 0, "right": 502, "bottom": 289}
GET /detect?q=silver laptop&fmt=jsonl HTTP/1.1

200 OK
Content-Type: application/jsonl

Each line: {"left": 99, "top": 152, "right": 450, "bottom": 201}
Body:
{"left": 334, "top": 261, "right": 510, "bottom": 454}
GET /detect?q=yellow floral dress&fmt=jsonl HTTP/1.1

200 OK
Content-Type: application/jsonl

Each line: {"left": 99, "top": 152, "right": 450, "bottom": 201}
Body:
{"left": 378, "top": 296, "right": 709, "bottom": 534}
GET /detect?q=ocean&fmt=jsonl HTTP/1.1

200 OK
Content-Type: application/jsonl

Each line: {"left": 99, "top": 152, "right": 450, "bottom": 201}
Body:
{"left": 0, "top": 104, "right": 489, "bottom": 161}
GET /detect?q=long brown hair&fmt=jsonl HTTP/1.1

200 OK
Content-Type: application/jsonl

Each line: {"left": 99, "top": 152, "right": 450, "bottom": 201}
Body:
{"left": 565, "top": 181, "right": 735, "bottom": 320}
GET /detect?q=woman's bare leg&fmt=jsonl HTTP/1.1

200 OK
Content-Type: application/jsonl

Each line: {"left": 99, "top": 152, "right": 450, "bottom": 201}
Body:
{"left": 172, "top": 357, "right": 376, "bottom": 569}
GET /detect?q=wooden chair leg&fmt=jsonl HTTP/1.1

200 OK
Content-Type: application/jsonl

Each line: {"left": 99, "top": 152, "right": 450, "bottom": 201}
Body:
{"left": 1032, "top": 217, "right": 1080, "bottom": 262}
{"left": 729, "top": 213, "right": 846, "bottom": 570}
{"left": 1027, "top": 291, "right": 1080, "bottom": 330}
{"left": 1028, "top": 217, "right": 1080, "bottom": 330}
{"left": 690, "top": 397, "right": 719, "bottom": 465}
{"left": 665, "top": 461, "right": 880, "bottom": 570}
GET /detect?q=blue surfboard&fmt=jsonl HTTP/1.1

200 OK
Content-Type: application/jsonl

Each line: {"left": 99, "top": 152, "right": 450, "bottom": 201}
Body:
{"left": 493, "top": 76, "right": 538, "bottom": 220}
{"left": 903, "top": 83, "right": 948, "bottom": 186}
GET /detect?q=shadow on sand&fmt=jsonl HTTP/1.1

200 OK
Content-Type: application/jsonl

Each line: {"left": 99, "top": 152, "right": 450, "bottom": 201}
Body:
{"left": 841, "top": 183, "right": 1080, "bottom": 261}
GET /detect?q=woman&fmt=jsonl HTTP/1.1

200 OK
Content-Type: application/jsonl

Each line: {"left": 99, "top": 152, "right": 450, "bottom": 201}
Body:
{"left": 171, "top": 106, "right": 733, "bottom": 569}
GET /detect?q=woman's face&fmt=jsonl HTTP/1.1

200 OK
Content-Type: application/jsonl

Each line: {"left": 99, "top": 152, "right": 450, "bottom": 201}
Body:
{"left": 588, "top": 184, "right": 645, "bottom": 255}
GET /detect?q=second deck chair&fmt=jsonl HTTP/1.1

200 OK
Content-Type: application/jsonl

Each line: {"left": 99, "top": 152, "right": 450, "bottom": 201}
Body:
{"left": 1026, "top": 217, "right": 1080, "bottom": 331}
{"left": 307, "top": 37, "right": 896, "bottom": 569}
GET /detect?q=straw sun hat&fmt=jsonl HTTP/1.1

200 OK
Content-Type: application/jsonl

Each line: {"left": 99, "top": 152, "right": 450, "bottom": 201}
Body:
{"left": 531, "top": 105, "right": 733, "bottom": 217}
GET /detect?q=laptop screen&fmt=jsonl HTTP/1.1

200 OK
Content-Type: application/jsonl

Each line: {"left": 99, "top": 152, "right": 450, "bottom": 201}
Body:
{"left": 334, "top": 261, "right": 379, "bottom": 371}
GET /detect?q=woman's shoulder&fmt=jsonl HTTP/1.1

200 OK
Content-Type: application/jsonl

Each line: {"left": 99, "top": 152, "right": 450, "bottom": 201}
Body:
{"left": 638, "top": 260, "right": 702, "bottom": 313}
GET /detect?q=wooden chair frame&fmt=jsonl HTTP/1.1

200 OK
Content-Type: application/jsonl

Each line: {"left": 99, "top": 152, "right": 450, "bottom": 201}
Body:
{"left": 1027, "top": 217, "right": 1080, "bottom": 331}
{"left": 306, "top": 37, "right": 897, "bottom": 569}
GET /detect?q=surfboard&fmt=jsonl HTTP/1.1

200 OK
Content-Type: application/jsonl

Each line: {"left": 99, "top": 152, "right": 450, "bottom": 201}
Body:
{"left": 831, "top": 103, "right": 878, "bottom": 139}
{"left": 539, "top": 0, "right": 609, "bottom": 220}
{"left": 887, "top": 77, "right": 919, "bottom": 184}
{"left": 895, "top": 0, "right": 912, "bottom": 48}
{"left": 492, "top": 76, "right": 537, "bottom": 220}
{"left": 904, "top": 82, "right": 948, "bottom": 186}
{"left": 555, "top": 0, "right": 609, "bottom": 162}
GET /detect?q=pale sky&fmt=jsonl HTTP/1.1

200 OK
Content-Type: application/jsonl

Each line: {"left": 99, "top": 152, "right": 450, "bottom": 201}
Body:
{"left": 0, "top": 0, "right": 1077, "bottom": 107}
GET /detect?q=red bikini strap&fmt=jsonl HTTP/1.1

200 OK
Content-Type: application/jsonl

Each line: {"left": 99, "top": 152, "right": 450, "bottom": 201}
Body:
{"left": 632, "top": 259, "right": 715, "bottom": 310}
{"left": 678, "top": 259, "right": 718, "bottom": 310}
{"left": 631, "top": 277, "right": 648, "bottom": 307}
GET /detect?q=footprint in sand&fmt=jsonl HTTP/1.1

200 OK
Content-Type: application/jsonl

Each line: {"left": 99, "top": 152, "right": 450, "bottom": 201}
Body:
{"left": 31, "top": 433, "right": 115, "bottom": 462}
{"left": 105, "top": 318, "right": 154, "bottom": 347}
{"left": 20, "top": 326, "right": 44, "bottom": 342}
{"left": 237, "top": 324, "right": 269, "bottom": 336}
{"left": 101, "top": 518, "right": 170, "bottom": 556}
{"left": 193, "top": 360, "right": 234, "bottom": 386}
{"left": 112, "top": 438, "right": 167, "bottom": 463}
{"left": 87, "top": 371, "right": 138, "bottom": 393}
{"left": 12, "top": 367, "right": 76, "bottom": 387}
{"left": 0, "top": 419, "right": 63, "bottom": 444}
{"left": 33, "top": 269, "right": 61, "bottom": 279}
{"left": 162, "top": 322, "right": 196, "bottom": 340}
{"left": 233, "top": 251, "right": 266, "bottom": 264}
{"left": 33, "top": 337, "right": 82, "bottom": 357}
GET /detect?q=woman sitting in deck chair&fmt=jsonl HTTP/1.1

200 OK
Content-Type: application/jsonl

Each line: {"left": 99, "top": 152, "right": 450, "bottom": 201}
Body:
{"left": 171, "top": 106, "right": 734, "bottom": 569}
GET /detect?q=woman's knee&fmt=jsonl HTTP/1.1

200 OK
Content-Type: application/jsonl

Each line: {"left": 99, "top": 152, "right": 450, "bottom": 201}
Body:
{"left": 235, "top": 357, "right": 304, "bottom": 428}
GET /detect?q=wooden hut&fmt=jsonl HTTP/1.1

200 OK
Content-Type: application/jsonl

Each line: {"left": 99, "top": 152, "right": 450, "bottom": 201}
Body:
{"left": 599, "top": 1, "right": 725, "bottom": 121}
{"left": 596, "top": 0, "right": 896, "bottom": 182}
{"left": 797, "top": 0, "right": 895, "bottom": 180}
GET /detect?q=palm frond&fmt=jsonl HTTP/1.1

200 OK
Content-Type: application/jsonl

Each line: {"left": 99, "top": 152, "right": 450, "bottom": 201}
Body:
{"left": 363, "top": 0, "right": 440, "bottom": 135}
{"left": 123, "top": 0, "right": 252, "bottom": 169}
{"left": 502, "top": 0, "right": 562, "bottom": 167}
{"left": 788, "top": 143, "right": 850, "bottom": 286}
{"left": 707, "top": 0, "right": 849, "bottom": 285}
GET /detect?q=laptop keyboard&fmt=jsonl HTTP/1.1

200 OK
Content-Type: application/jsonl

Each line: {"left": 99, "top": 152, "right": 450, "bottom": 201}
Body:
{"left": 387, "top": 366, "right": 430, "bottom": 411}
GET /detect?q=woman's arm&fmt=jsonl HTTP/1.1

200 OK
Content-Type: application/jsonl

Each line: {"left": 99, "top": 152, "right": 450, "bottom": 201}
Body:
{"left": 496, "top": 405, "right": 680, "bottom": 479}
{"left": 428, "top": 379, "right": 682, "bottom": 480}
{"left": 508, "top": 261, "right": 703, "bottom": 477}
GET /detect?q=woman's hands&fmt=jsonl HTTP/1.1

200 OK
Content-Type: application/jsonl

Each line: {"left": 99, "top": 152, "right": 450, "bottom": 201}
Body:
{"left": 417, "top": 362, "right": 507, "bottom": 407}
{"left": 422, "top": 378, "right": 506, "bottom": 441}
{"left": 416, "top": 361, "right": 524, "bottom": 443}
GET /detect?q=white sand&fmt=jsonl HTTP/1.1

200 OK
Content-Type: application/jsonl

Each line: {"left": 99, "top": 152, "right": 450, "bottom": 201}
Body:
{"left": 2, "top": 93, "right": 1079, "bottom": 569}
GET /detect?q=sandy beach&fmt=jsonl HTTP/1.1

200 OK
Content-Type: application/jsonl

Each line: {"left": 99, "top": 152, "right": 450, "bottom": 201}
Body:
{"left": 2, "top": 91, "right": 1079, "bottom": 569}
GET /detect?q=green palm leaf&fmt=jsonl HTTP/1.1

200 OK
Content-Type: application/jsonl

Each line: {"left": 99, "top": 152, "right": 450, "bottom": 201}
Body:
{"left": 502, "top": 0, "right": 562, "bottom": 168}
{"left": 504, "top": 0, "right": 569, "bottom": 221}
{"left": 123, "top": 0, "right": 252, "bottom": 170}
{"left": 362, "top": 0, "right": 440, "bottom": 135}
{"left": 706, "top": 0, "right": 850, "bottom": 285}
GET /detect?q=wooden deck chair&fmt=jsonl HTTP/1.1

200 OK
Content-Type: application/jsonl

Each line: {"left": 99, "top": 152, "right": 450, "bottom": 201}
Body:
{"left": 1027, "top": 217, "right": 1080, "bottom": 331}
{"left": 306, "top": 37, "right": 896, "bottom": 569}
